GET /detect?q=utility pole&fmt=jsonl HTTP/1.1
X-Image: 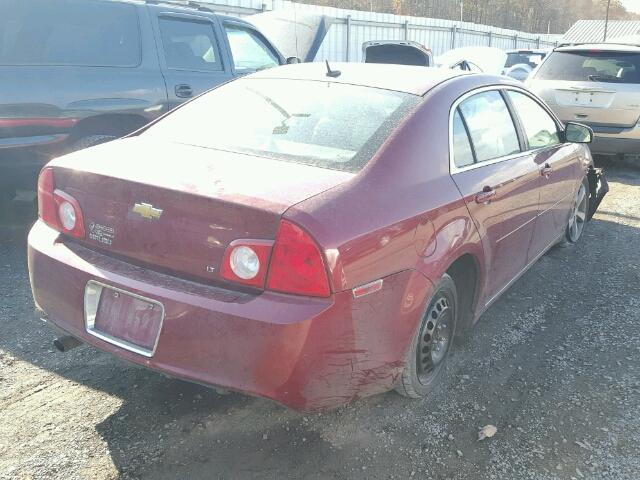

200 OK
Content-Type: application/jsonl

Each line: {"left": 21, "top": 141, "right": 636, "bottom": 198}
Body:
{"left": 604, "top": 0, "right": 612, "bottom": 41}
{"left": 460, "top": 0, "right": 463, "bottom": 22}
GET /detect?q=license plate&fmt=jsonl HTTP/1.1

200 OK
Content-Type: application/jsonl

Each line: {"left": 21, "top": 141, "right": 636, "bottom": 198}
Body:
{"left": 84, "top": 281, "right": 164, "bottom": 357}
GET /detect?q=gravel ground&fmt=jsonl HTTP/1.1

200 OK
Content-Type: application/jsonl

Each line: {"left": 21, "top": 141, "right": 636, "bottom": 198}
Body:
{"left": 0, "top": 163, "right": 638, "bottom": 480}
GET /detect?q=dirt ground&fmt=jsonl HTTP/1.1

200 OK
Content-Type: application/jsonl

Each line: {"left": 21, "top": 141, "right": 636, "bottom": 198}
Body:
{"left": 0, "top": 162, "right": 638, "bottom": 480}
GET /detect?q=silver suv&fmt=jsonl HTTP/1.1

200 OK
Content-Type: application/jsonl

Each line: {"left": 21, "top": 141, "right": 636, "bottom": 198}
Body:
{"left": 527, "top": 43, "right": 640, "bottom": 157}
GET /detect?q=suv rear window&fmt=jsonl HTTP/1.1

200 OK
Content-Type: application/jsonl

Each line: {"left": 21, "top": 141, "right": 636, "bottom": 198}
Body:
{"left": 0, "top": 0, "right": 140, "bottom": 67}
{"left": 535, "top": 50, "right": 640, "bottom": 83}
{"left": 142, "top": 78, "right": 419, "bottom": 172}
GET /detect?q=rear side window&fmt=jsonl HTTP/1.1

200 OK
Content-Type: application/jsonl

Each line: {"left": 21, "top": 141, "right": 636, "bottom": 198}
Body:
{"left": 507, "top": 91, "right": 560, "bottom": 149}
{"left": 458, "top": 91, "right": 521, "bottom": 163}
{"left": 0, "top": 0, "right": 140, "bottom": 67}
{"left": 225, "top": 26, "right": 279, "bottom": 72}
{"left": 535, "top": 51, "right": 640, "bottom": 83}
{"left": 452, "top": 110, "right": 475, "bottom": 168}
{"left": 159, "top": 18, "right": 222, "bottom": 71}
{"left": 142, "top": 78, "right": 420, "bottom": 172}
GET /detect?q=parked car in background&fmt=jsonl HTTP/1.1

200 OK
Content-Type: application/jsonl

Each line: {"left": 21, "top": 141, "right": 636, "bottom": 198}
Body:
{"left": 436, "top": 46, "right": 507, "bottom": 74}
{"left": 0, "top": 0, "right": 329, "bottom": 200}
{"left": 502, "top": 49, "right": 548, "bottom": 81}
{"left": 362, "top": 40, "right": 433, "bottom": 66}
{"left": 527, "top": 43, "right": 640, "bottom": 157}
{"left": 29, "top": 63, "right": 607, "bottom": 410}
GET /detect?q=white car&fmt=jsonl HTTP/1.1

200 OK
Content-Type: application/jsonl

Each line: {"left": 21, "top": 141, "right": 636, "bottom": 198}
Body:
{"left": 527, "top": 43, "right": 640, "bottom": 157}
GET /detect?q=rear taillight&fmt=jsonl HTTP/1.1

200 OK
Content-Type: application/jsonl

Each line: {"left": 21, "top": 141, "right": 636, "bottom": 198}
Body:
{"left": 37, "top": 167, "right": 58, "bottom": 228}
{"left": 266, "top": 220, "right": 330, "bottom": 297}
{"left": 221, "top": 240, "right": 273, "bottom": 288}
{"left": 221, "top": 220, "right": 331, "bottom": 297}
{"left": 37, "top": 167, "right": 85, "bottom": 238}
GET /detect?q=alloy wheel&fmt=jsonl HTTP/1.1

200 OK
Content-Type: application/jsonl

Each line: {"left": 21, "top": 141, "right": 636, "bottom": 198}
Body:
{"left": 568, "top": 183, "right": 587, "bottom": 242}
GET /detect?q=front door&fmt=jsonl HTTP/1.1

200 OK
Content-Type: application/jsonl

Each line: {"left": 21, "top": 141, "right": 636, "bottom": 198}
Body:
{"left": 505, "top": 90, "right": 582, "bottom": 261}
{"left": 150, "top": 10, "right": 233, "bottom": 110}
{"left": 450, "top": 89, "right": 540, "bottom": 305}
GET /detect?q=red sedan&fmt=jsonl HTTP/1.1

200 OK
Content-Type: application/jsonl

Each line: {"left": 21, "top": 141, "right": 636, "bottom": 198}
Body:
{"left": 28, "top": 63, "right": 607, "bottom": 410}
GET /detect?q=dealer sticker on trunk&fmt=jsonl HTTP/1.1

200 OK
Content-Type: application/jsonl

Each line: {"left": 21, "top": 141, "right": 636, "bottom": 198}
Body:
{"left": 88, "top": 222, "right": 115, "bottom": 246}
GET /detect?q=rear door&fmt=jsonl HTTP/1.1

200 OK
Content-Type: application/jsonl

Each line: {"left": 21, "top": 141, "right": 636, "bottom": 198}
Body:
{"left": 505, "top": 89, "right": 582, "bottom": 260}
{"left": 530, "top": 49, "right": 640, "bottom": 127}
{"left": 148, "top": 7, "right": 233, "bottom": 109}
{"left": 450, "top": 88, "right": 540, "bottom": 306}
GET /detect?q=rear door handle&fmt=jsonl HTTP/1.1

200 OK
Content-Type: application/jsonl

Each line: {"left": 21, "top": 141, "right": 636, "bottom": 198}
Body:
{"left": 175, "top": 84, "right": 193, "bottom": 98}
{"left": 475, "top": 187, "right": 496, "bottom": 204}
{"left": 541, "top": 163, "right": 553, "bottom": 178}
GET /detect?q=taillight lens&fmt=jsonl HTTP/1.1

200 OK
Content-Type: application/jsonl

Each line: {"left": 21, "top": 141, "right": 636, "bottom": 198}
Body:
{"left": 37, "top": 167, "right": 58, "bottom": 228}
{"left": 37, "top": 167, "right": 85, "bottom": 238}
{"left": 266, "top": 220, "right": 330, "bottom": 297}
{"left": 221, "top": 240, "right": 273, "bottom": 288}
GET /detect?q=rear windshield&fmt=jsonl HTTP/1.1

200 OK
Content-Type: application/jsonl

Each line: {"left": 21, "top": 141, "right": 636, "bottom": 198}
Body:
{"left": 505, "top": 52, "right": 545, "bottom": 68}
{"left": 142, "top": 78, "right": 420, "bottom": 172}
{"left": 0, "top": 0, "right": 140, "bottom": 67}
{"left": 535, "top": 50, "right": 640, "bottom": 83}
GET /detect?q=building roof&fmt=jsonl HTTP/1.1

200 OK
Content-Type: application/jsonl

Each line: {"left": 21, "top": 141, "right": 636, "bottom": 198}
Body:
{"left": 249, "top": 63, "right": 470, "bottom": 96}
{"left": 563, "top": 20, "right": 640, "bottom": 44}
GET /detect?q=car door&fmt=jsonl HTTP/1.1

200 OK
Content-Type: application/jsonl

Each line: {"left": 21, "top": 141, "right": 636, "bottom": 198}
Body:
{"left": 222, "top": 22, "right": 281, "bottom": 76}
{"left": 150, "top": 9, "right": 233, "bottom": 110}
{"left": 450, "top": 88, "right": 540, "bottom": 306}
{"left": 505, "top": 89, "right": 581, "bottom": 261}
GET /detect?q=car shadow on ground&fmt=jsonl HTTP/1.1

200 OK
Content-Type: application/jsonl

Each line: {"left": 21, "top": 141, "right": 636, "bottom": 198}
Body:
{"left": 1, "top": 165, "right": 638, "bottom": 479}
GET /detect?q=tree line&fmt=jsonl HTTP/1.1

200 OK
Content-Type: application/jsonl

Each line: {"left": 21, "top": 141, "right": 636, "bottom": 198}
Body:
{"left": 297, "top": 0, "right": 639, "bottom": 34}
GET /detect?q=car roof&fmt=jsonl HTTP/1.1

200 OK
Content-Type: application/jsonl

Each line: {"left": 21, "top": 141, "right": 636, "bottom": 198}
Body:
{"left": 555, "top": 43, "right": 640, "bottom": 52}
{"left": 248, "top": 63, "right": 471, "bottom": 95}
{"left": 136, "top": 0, "right": 249, "bottom": 23}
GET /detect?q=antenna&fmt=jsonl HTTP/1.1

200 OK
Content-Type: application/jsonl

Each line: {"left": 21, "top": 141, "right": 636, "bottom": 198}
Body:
{"left": 325, "top": 60, "right": 341, "bottom": 78}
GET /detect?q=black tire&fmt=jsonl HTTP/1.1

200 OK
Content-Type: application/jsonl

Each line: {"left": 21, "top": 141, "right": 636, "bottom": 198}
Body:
{"left": 562, "top": 177, "right": 590, "bottom": 245}
{"left": 396, "top": 274, "right": 458, "bottom": 398}
{"left": 70, "top": 135, "right": 117, "bottom": 152}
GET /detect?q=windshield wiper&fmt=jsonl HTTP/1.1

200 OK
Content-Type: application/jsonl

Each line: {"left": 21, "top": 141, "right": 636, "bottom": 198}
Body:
{"left": 588, "top": 74, "right": 621, "bottom": 82}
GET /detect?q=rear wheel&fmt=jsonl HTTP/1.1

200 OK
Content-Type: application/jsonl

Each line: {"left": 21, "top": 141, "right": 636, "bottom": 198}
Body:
{"left": 564, "top": 178, "right": 589, "bottom": 244}
{"left": 396, "top": 274, "right": 458, "bottom": 398}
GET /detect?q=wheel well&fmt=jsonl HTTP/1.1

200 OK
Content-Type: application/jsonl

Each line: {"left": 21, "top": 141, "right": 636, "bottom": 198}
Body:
{"left": 69, "top": 114, "right": 149, "bottom": 142}
{"left": 445, "top": 254, "right": 479, "bottom": 336}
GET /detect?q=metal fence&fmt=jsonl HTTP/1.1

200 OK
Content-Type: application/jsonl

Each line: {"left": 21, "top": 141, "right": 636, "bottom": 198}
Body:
{"left": 198, "top": 0, "right": 560, "bottom": 60}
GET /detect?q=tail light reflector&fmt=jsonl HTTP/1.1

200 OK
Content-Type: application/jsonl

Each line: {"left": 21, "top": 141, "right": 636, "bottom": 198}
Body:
{"left": 37, "top": 167, "right": 85, "bottom": 238}
{"left": 266, "top": 220, "right": 330, "bottom": 297}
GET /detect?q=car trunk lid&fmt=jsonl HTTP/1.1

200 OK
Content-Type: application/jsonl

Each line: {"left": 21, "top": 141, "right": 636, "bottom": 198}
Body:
{"left": 50, "top": 138, "right": 353, "bottom": 285}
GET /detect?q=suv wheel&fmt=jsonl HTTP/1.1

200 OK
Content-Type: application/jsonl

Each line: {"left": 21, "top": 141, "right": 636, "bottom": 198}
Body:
{"left": 70, "top": 135, "right": 117, "bottom": 152}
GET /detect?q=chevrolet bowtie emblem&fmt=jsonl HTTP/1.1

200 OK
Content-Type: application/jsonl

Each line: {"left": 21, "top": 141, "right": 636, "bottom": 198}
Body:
{"left": 132, "top": 202, "right": 163, "bottom": 220}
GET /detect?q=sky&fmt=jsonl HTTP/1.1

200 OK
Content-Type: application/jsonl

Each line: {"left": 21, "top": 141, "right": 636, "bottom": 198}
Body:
{"left": 621, "top": 0, "right": 640, "bottom": 14}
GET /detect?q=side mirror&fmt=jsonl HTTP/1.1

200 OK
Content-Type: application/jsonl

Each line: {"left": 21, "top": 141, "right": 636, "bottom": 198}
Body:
{"left": 286, "top": 56, "right": 301, "bottom": 64}
{"left": 565, "top": 122, "right": 593, "bottom": 144}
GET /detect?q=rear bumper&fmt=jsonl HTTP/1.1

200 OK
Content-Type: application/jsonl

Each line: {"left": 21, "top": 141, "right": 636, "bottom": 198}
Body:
{"left": 590, "top": 135, "right": 640, "bottom": 156}
{"left": 28, "top": 221, "right": 432, "bottom": 410}
{"left": 0, "top": 139, "right": 67, "bottom": 191}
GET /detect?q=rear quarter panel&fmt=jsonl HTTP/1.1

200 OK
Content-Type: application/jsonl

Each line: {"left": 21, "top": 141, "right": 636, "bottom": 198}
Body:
{"left": 286, "top": 75, "right": 496, "bottom": 314}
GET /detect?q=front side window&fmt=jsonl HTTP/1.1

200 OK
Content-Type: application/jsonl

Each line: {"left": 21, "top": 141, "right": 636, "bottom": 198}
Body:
{"left": 159, "top": 17, "right": 221, "bottom": 71}
{"left": 508, "top": 91, "right": 560, "bottom": 149}
{"left": 142, "top": 78, "right": 419, "bottom": 172}
{"left": 535, "top": 51, "right": 640, "bottom": 83}
{"left": 225, "top": 26, "right": 279, "bottom": 72}
{"left": 0, "top": 0, "right": 140, "bottom": 67}
{"left": 458, "top": 91, "right": 520, "bottom": 163}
